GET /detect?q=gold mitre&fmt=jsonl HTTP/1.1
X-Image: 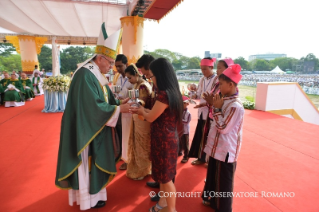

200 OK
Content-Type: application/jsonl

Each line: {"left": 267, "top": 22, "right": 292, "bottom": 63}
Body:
{"left": 95, "top": 22, "right": 122, "bottom": 60}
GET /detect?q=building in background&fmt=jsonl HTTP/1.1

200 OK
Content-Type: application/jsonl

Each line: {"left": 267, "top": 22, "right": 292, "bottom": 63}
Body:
{"left": 204, "top": 51, "right": 222, "bottom": 59}
{"left": 249, "top": 53, "right": 286, "bottom": 61}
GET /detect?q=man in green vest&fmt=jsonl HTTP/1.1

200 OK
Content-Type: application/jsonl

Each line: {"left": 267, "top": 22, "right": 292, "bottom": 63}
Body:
{"left": 55, "top": 24, "right": 130, "bottom": 210}
{"left": 3, "top": 73, "right": 25, "bottom": 107}
{"left": 21, "top": 72, "right": 35, "bottom": 101}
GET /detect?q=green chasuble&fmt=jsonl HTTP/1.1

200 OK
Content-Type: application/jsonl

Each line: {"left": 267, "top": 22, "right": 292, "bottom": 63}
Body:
{"left": 0, "top": 83, "right": 4, "bottom": 93}
{"left": 3, "top": 79, "right": 25, "bottom": 102}
{"left": 21, "top": 78, "right": 35, "bottom": 100}
{"left": 55, "top": 67, "right": 121, "bottom": 194}
{"left": 0, "top": 78, "right": 11, "bottom": 90}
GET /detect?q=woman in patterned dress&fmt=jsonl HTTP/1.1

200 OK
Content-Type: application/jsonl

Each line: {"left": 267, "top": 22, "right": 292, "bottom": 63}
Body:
{"left": 125, "top": 64, "right": 153, "bottom": 180}
{"left": 130, "top": 58, "right": 183, "bottom": 212}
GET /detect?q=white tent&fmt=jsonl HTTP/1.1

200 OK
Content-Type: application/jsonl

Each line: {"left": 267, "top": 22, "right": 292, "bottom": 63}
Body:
{"left": 270, "top": 66, "right": 285, "bottom": 74}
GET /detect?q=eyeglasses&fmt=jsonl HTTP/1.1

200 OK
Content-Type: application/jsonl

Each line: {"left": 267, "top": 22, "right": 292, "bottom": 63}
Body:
{"left": 101, "top": 56, "right": 115, "bottom": 66}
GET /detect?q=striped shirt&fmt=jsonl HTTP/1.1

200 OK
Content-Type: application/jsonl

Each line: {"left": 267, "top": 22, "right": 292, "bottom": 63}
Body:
{"left": 204, "top": 95, "right": 244, "bottom": 163}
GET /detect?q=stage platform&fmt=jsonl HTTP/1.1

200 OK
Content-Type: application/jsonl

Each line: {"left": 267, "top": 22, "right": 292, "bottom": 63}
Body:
{"left": 0, "top": 96, "right": 318, "bottom": 212}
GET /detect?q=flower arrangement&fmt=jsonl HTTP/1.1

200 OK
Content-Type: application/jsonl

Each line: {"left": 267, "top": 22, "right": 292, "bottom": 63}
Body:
{"left": 43, "top": 75, "right": 71, "bottom": 92}
{"left": 243, "top": 96, "right": 255, "bottom": 110}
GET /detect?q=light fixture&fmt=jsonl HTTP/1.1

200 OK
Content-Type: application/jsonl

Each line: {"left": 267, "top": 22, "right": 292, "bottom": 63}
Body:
{"left": 67, "top": 41, "right": 71, "bottom": 45}
{"left": 3, "top": 39, "right": 7, "bottom": 43}
{"left": 83, "top": 42, "right": 86, "bottom": 45}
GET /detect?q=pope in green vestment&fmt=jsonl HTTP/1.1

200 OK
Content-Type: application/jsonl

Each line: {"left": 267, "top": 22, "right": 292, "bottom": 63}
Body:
{"left": 55, "top": 65, "right": 122, "bottom": 194}
{"left": 55, "top": 24, "right": 128, "bottom": 210}
{"left": 3, "top": 76, "right": 25, "bottom": 103}
{"left": 21, "top": 73, "right": 35, "bottom": 100}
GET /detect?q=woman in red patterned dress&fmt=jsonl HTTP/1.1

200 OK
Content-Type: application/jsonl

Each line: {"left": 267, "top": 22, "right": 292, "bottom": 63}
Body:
{"left": 130, "top": 58, "right": 183, "bottom": 212}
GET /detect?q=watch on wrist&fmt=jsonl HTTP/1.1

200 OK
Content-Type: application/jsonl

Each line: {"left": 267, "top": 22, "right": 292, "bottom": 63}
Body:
{"left": 214, "top": 108, "right": 221, "bottom": 113}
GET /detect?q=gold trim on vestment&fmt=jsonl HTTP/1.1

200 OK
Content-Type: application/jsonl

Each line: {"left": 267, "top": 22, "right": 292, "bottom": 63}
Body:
{"left": 100, "top": 174, "right": 115, "bottom": 191}
{"left": 55, "top": 184, "right": 72, "bottom": 190}
{"left": 58, "top": 161, "right": 82, "bottom": 181}
{"left": 95, "top": 162, "right": 117, "bottom": 175}
{"left": 59, "top": 66, "right": 118, "bottom": 182}
{"left": 95, "top": 45, "right": 117, "bottom": 60}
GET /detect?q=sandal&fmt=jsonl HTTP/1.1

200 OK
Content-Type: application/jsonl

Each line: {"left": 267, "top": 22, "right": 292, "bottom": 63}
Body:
{"left": 133, "top": 176, "right": 144, "bottom": 180}
{"left": 119, "top": 162, "right": 127, "bottom": 170}
{"left": 181, "top": 158, "right": 188, "bottom": 163}
{"left": 191, "top": 159, "right": 205, "bottom": 165}
{"left": 202, "top": 200, "right": 210, "bottom": 206}
{"left": 149, "top": 203, "right": 166, "bottom": 212}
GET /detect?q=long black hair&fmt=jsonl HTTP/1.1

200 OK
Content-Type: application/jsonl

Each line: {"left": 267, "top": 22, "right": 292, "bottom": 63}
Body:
{"left": 150, "top": 58, "right": 183, "bottom": 123}
{"left": 124, "top": 65, "right": 138, "bottom": 76}
{"left": 136, "top": 54, "right": 155, "bottom": 70}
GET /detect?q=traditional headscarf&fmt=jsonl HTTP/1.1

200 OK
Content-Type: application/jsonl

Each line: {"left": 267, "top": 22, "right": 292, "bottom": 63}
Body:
{"left": 200, "top": 58, "right": 217, "bottom": 67}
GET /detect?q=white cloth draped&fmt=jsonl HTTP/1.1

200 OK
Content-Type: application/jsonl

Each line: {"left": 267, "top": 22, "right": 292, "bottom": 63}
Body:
{"left": 68, "top": 146, "right": 107, "bottom": 210}
{"left": 121, "top": 113, "right": 132, "bottom": 162}
{"left": 5, "top": 101, "right": 25, "bottom": 107}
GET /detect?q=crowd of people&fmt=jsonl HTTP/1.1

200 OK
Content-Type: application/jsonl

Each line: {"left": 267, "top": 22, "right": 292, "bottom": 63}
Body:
{"left": 178, "top": 73, "right": 319, "bottom": 96}
{"left": 239, "top": 74, "right": 319, "bottom": 95}
{"left": 0, "top": 65, "right": 44, "bottom": 107}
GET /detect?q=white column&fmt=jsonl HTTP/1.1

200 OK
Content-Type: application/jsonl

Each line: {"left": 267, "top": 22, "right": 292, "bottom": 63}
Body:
{"left": 52, "top": 36, "right": 60, "bottom": 76}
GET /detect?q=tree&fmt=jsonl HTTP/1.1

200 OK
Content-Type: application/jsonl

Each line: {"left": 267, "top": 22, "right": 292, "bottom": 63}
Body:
{"left": 301, "top": 53, "right": 319, "bottom": 71}
{"left": 0, "top": 54, "right": 21, "bottom": 71}
{"left": 38, "top": 45, "right": 52, "bottom": 71}
{"left": 60, "top": 46, "right": 94, "bottom": 74}
{"left": 270, "top": 57, "right": 298, "bottom": 71}
{"left": 234, "top": 57, "right": 250, "bottom": 70}
{"left": 0, "top": 43, "right": 16, "bottom": 57}
{"left": 250, "top": 59, "right": 271, "bottom": 71}
{"left": 187, "top": 57, "right": 201, "bottom": 69}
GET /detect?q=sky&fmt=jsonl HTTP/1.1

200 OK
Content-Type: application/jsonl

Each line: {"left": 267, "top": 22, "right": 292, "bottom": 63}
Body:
{"left": 1, "top": 0, "right": 318, "bottom": 61}
{"left": 142, "top": 0, "right": 319, "bottom": 60}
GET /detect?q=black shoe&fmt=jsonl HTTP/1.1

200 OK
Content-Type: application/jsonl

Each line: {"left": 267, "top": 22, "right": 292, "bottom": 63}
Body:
{"left": 151, "top": 193, "right": 160, "bottom": 202}
{"left": 91, "top": 201, "right": 106, "bottom": 208}
{"left": 146, "top": 181, "right": 160, "bottom": 188}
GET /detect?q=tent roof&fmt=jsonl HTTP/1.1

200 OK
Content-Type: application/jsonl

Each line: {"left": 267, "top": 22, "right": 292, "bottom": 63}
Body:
{"left": 0, "top": 0, "right": 183, "bottom": 44}
{"left": 270, "top": 66, "right": 285, "bottom": 73}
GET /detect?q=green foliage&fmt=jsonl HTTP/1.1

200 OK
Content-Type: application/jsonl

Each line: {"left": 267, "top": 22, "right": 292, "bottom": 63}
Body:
{"left": 38, "top": 45, "right": 52, "bottom": 71}
{"left": 300, "top": 53, "right": 319, "bottom": 70}
{"left": 245, "top": 96, "right": 255, "bottom": 102}
{"left": 145, "top": 49, "right": 200, "bottom": 70}
{"left": 60, "top": 46, "right": 94, "bottom": 74}
{"left": 243, "top": 101, "right": 255, "bottom": 110}
{"left": 0, "top": 54, "right": 21, "bottom": 71}
{"left": 187, "top": 57, "right": 201, "bottom": 69}
{"left": 0, "top": 43, "right": 16, "bottom": 57}
{"left": 250, "top": 59, "right": 272, "bottom": 71}
{"left": 234, "top": 57, "right": 250, "bottom": 70}
{"left": 269, "top": 57, "right": 298, "bottom": 71}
